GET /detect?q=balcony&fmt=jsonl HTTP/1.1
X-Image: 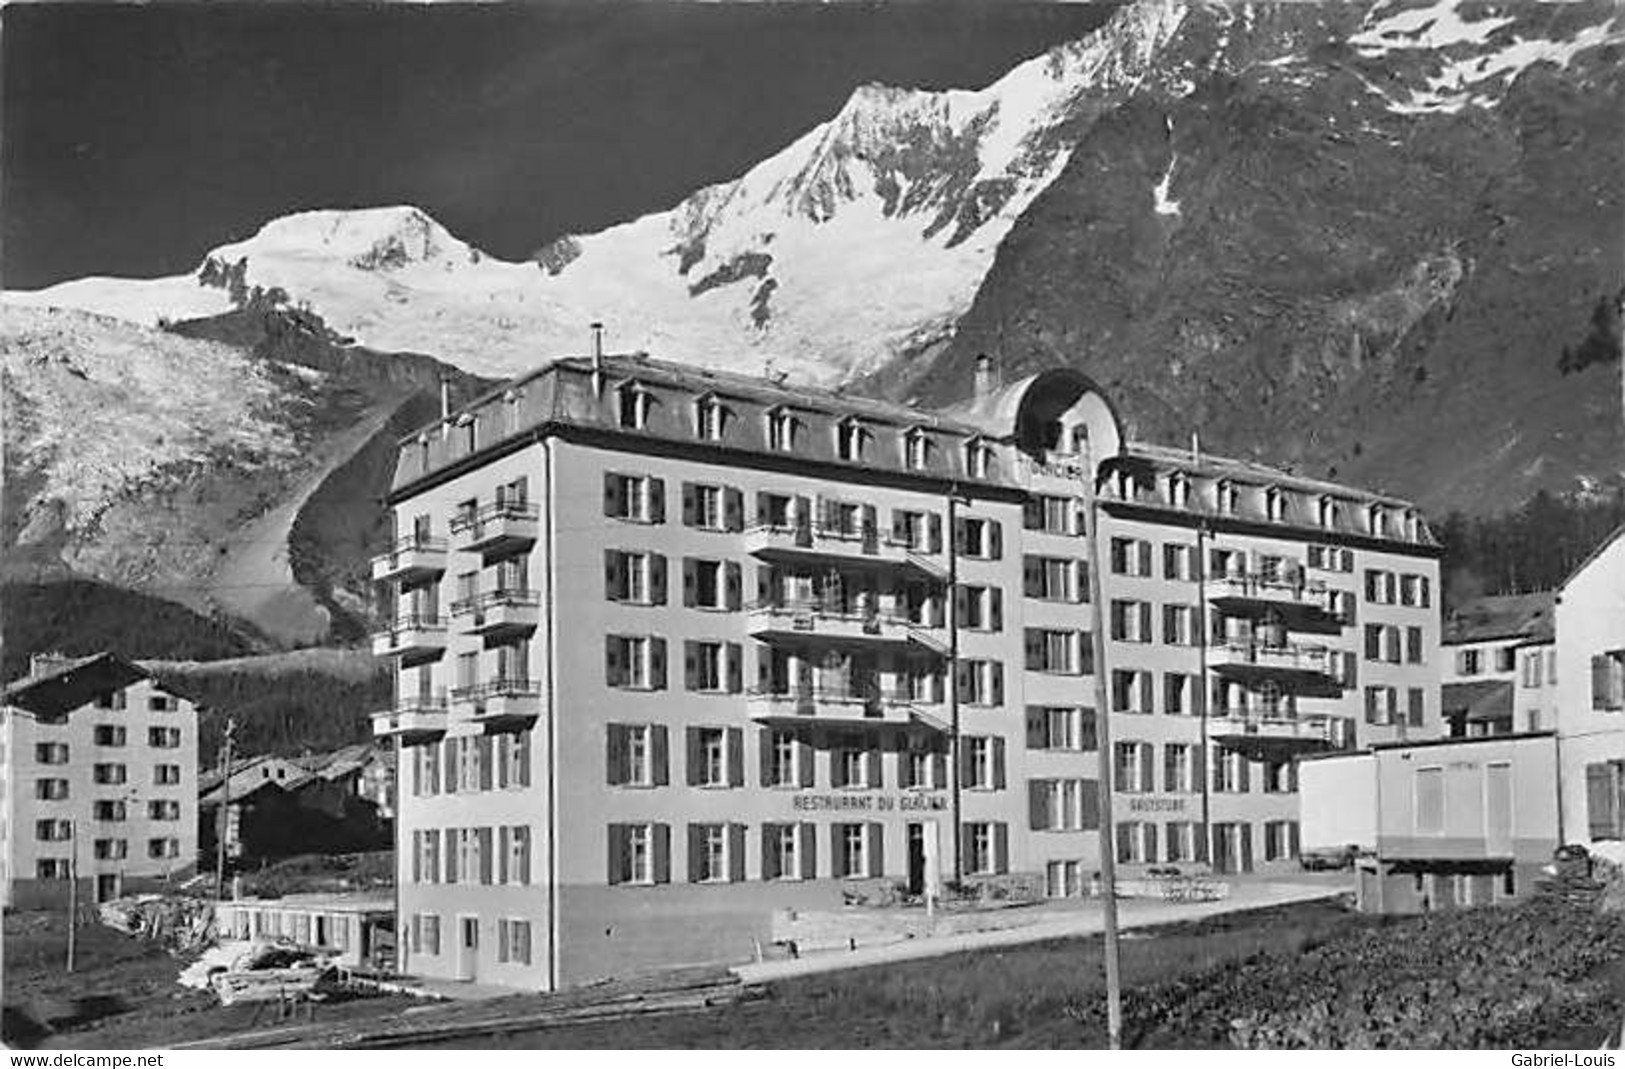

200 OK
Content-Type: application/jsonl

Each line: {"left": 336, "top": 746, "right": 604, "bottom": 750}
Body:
{"left": 371, "top": 694, "right": 449, "bottom": 744}
{"left": 743, "top": 524, "right": 946, "bottom": 579}
{"left": 450, "top": 501, "right": 539, "bottom": 555}
{"left": 450, "top": 589, "right": 541, "bottom": 637}
{"left": 371, "top": 535, "right": 448, "bottom": 583}
{"left": 745, "top": 688, "right": 949, "bottom": 732}
{"left": 450, "top": 677, "right": 541, "bottom": 730}
{"left": 1204, "top": 573, "right": 1343, "bottom": 630}
{"left": 1208, "top": 710, "right": 1349, "bottom": 761}
{"left": 746, "top": 601, "right": 920, "bottom": 650}
{"left": 371, "top": 614, "right": 448, "bottom": 662}
{"left": 1209, "top": 641, "right": 1343, "bottom": 697}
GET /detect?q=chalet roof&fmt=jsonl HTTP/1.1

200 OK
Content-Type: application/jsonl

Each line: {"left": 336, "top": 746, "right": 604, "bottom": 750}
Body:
{"left": 198, "top": 754, "right": 313, "bottom": 806}
{"left": 2, "top": 652, "right": 149, "bottom": 722}
{"left": 1442, "top": 591, "right": 1556, "bottom": 646}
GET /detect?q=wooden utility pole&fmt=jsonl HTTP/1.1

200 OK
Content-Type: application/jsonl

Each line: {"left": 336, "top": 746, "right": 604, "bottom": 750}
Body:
{"left": 216, "top": 717, "right": 236, "bottom": 900}
{"left": 66, "top": 819, "right": 78, "bottom": 972}
{"left": 1081, "top": 460, "right": 1123, "bottom": 1049}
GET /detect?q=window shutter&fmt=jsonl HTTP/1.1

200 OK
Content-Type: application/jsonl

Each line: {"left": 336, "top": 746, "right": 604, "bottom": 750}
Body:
{"left": 650, "top": 637, "right": 667, "bottom": 690}
{"left": 728, "top": 728, "right": 744, "bottom": 787}
{"left": 994, "top": 823, "right": 1008, "bottom": 874}
{"left": 1116, "top": 822, "right": 1132, "bottom": 863}
{"left": 1137, "top": 541, "right": 1152, "bottom": 576}
{"left": 868, "top": 822, "right": 885, "bottom": 878}
{"left": 647, "top": 478, "right": 666, "bottom": 523}
{"left": 798, "top": 738, "right": 815, "bottom": 787}
{"left": 1025, "top": 629, "right": 1044, "bottom": 672}
{"left": 604, "top": 549, "right": 624, "bottom": 601}
{"left": 1238, "top": 755, "right": 1251, "bottom": 793}
{"left": 927, "top": 512, "right": 943, "bottom": 553}
{"left": 652, "top": 724, "right": 670, "bottom": 785}
{"left": 956, "top": 662, "right": 974, "bottom": 704}
{"left": 478, "top": 737, "right": 493, "bottom": 790}
{"left": 727, "top": 643, "right": 743, "bottom": 694}
{"left": 960, "top": 825, "right": 975, "bottom": 872}
{"left": 988, "top": 521, "right": 1003, "bottom": 560}
{"left": 684, "top": 641, "right": 699, "bottom": 692}
{"left": 1026, "top": 707, "right": 1046, "bottom": 749}
{"left": 831, "top": 747, "right": 848, "bottom": 789}
{"left": 800, "top": 824, "right": 818, "bottom": 879}
{"left": 685, "top": 726, "right": 702, "bottom": 786}
{"left": 1289, "top": 821, "right": 1301, "bottom": 858}
{"left": 1081, "top": 780, "right": 1100, "bottom": 830}
{"left": 652, "top": 824, "right": 671, "bottom": 883}
{"left": 730, "top": 823, "right": 747, "bottom": 882}
{"left": 603, "top": 472, "right": 624, "bottom": 518}
{"left": 1023, "top": 556, "right": 1043, "bottom": 598}
{"left": 1365, "top": 687, "right": 1380, "bottom": 724}
{"left": 953, "top": 518, "right": 968, "bottom": 556}
{"left": 953, "top": 584, "right": 970, "bottom": 626}
{"left": 478, "top": 828, "right": 493, "bottom": 885}
{"left": 687, "top": 824, "right": 704, "bottom": 883}
{"left": 1140, "top": 743, "right": 1155, "bottom": 793}
{"left": 989, "top": 590, "right": 1003, "bottom": 632}
{"left": 496, "top": 735, "right": 510, "bottom": 789}
{"left": 1409, "top": 688, "right": 1425, "bottom": 727}
{"left": 605, "top": 636, "right": 624, "bottom": 687}
{"left": 898, "top": 749, "right": 915, "bottom": 790}
{"left": 725, "top": 562, "right": 743, "bottom": 610}
{"left": 1029, "top": 780, "right": 1049, "bottom": 831}
{"left": 681, "top": 482, "right": 697, "bottom": 527}
{"left": 641, "top": 554, "right": 665, "bottom": 605}
{"left": 1587, "top": 764, "right": 1617, "bottom": 840}
{"left": 755, "top": 493, "right": 770, "bottom": 527}
{"left": 1164, "top": 746, "right": 1178, "bottom": 793}
{"left": 1023, "top": 498, "right": 1042, "bottom": 530}
{"left": 931, "top": 750, "right": 947, "bottom": 790}
{"left": 445, "top": 829, "right": 459, "bottom": 883}
{"left": 759, "top": 729, "right": 775, "bottom": 787}
{"left": 518, "top": 734, "right": 532, "bottom": 787}
{"left": 993, "top": 738, "right": 1007, "bottom": 789}
{"left": 607, "top": 825, "right": 625, "bottom": 885}
{"left": 606, "top": 724, "right": 626, "bottom": 786}
{"left": 412, "top": 831, "right": 422, "bottom": 883}
{"left": 724, "top": 487, "right": 744, "bottom": 532}
{"left": 867, "top": 746, "right": 883, "bottom": 789}
{"left": 991, "top": 663, "right": 1005, "bottom": 707}
{"left": 861, "top": 503, "right": 877, "bottom": 539}
{"left": 762, "top": 825, "right": 778, "bottom": 880}
{"left": 959, "top": 740, "right": 974, "bottom": 787}
{"left": 682, "top": 559, "right": 697, "bottom": 607}
{"left": 1594, "top": 656, "right": 1612, "bottom": 711}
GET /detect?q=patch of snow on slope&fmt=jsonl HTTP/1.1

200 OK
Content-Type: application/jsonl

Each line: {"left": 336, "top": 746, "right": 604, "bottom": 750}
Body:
{"left": 1348, "top": 0, "right": 1514, "bottom": 56}
{"left": 1, "top": 305, "right": 301, "bottom": 534}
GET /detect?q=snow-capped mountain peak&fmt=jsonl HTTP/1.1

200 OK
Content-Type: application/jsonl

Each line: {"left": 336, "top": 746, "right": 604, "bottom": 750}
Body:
{"left": 208, "top": 205, "right": 475, "bottom": 272}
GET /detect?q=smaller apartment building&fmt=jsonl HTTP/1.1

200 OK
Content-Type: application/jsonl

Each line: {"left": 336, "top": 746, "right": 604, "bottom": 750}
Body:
{"left": 375, "top": 350, "right": 1440, "bottom": 989}
{"left": 2, "top": 654, "right": 199, "bottom": 908}
{"left": 1556, "top": 526, "right": 1625, "bottom": 848}
{"left": 1441, "top": 592, "right": 1558, "bottom": 737}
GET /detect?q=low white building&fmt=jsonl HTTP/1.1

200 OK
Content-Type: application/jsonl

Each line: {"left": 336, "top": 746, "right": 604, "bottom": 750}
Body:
{"left": 1556, "top": 525, "right": 1625, "bottom": 847}
{"left": 2, "top": 653, "right": 200, "bottom": 907}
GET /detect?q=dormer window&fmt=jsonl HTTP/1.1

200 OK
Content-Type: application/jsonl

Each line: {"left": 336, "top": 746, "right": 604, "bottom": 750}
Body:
{"left": 695, "top": 395, "right": 725, "bottom": 441}
{"left": 503, "top": 388, "right": 522, "bottom": 434}
{"left": 1069, "top": 425, "right": 1091, "bottom": 457}
{"left": 1215, "top": 480, "right": 1238, "bottom": 516}
{"left": 1368, "top": 504, "right": 1388, "bottom": 537}
{"left": 1265, "top": 487, "right": 1286, "bottom": 522}
{"left": 904, "top": 428, "right": 930, "bottom": 471}
{"left": 767, "top": 407, "right": 797, "bottom": 453}
{"left": 1403, "top": 509, "right": 1420, "bottom": 541}
{"left": 458, "top": 413, "right": 477, "bottom": 454}
{"left": 837, "top": 418, "right": 868, "bottom": 462}
{"left": 965, "top": 438, "right": 993, "bottom": 479}
{"left": 617, "top": 382, "right": 651, "bottom": 430}
{"left": 1318, "top": 496, "right": 1340, "bottom": 529}
{"left": 1168, "top": 472, "right": 1190, "bottom": 509}
{"left": 1114, "top": 468, "right": 1139, "bottom": 500}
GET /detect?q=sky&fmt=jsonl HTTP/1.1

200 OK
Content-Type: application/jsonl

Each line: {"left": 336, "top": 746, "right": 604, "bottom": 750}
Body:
{"left": 2, "top": 1, "right": 1120, "bottom": 290}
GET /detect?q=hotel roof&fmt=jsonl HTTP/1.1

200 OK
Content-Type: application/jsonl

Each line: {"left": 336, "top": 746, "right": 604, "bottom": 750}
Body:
{"left": 1442, "top": 591, "right": 1556, "bottom": 646}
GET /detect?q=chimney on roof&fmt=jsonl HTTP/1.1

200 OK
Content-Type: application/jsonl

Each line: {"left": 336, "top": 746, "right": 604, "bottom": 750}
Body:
{"left": 591, "top": 321, "right": 606, "bottom": 396}
{"left": 973, "top": 353, "right": 997, "bottom": 399}
{"left": 439, "top": 374, "right": 452, "bottom": 434}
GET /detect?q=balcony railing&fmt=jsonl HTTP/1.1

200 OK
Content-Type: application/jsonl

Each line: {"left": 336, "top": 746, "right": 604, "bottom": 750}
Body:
{"left": 745, "top": 687, "right": 947, "bottom": 731}
{"left": 450, "top": 501, "right": 539, "bottom": 553}
{"left": 1204, "top": 572, "right": 1344, "bottom": 624}
{"left": 449, "top": 677, "right": 541, "bottom": 728}
{"left": 371, "top": 535, "right": 449, "bottom": 583}
{"left": 1208, "top": 710, "right": 1354, "bottom": 756}
{"left": 371, "top": 614, "right": 448, "bottom": 660}
{"left": 449, "top": 589, "right": 541, "bottom": 635}
{"left": 746, "top": 600, "right": 920, "bottom": 647}
{"left": 743, "top": 523, "right": 945, "bottom": 576}
{"left": 1209, "top": 641, "right": 1339, "bottom": 684}
{"left": 371, "top": 693, "right": 449, "bottom": 743}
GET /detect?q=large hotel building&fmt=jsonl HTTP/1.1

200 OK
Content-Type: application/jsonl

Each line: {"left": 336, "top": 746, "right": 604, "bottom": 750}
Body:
{"left": 373, "top": 350, "right": 1441, "bottom": 989}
